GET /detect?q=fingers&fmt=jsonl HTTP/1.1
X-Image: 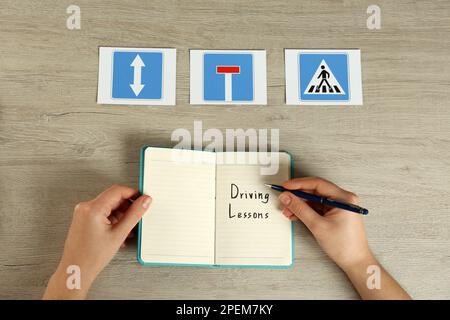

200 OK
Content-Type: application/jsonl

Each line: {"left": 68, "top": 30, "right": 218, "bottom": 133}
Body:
{"left": 110, "top": 212, "right": 135, "bottom": 249}
{"left": 283, "top": 177, "right": 359, "bottom": 204}
{"left": 279, "top": 192, "right": 323, "bottom": 232}
{"left": 109, "top": 211, "right": 124, "bottom": 225}
{"left": 92, "top": 185, "right": 139, "bottom": 216}
{"left": 113, "top": 195, "right": 152, "bottom": 237}
{"left": 281, "top": 208, "right": 299, "bottom": 221}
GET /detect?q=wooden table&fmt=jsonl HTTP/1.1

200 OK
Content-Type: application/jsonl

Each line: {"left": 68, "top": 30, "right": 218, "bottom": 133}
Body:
{"left": 1, "top": 0, "right": 449, "bottom": 299}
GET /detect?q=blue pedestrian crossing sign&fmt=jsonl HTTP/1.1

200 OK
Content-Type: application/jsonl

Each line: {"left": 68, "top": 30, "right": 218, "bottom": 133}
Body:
{"left": 285, "top": 49, "right": 363, "bottom": 105}
{"left": 299, "top": 53, "right": 349, "bottom": 101}
{"left": 97, "top": 47, "right": 176, "bottom": 105}
{"left": 190, "top": 50, "right": 267, "bottom": 105}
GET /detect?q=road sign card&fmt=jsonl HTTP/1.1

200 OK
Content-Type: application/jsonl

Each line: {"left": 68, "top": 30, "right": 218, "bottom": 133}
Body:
{"left": 97, "top": 47, "right": 176, "bottom": 105}
{"left": 285, "top": 49, "right": 363, "bottom": 105}
{"left": 190, "top": 50, "right": 267, "bottom": 105}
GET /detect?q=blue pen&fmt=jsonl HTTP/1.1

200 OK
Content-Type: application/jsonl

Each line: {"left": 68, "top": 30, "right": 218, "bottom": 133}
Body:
{"left": 265, "top": 184, "right": 369, "bottom": 215}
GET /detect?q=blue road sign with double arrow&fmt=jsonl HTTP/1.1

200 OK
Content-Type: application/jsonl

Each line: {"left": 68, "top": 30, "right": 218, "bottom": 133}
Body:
{"left": 112, "top": 51, "right": 163, "bottom": 99}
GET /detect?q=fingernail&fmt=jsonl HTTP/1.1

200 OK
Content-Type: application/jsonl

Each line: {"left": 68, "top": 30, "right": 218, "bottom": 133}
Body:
{"left": 279, "top": 193, "right": 291, "bottom": 206}
{"left": 142, "top": 196, "right": 152, "bottom": 209}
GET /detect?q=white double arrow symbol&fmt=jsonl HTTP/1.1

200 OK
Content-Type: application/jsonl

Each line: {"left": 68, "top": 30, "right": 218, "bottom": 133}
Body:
{"left": 130, "top": 54, "right": 145, "bottom": 96}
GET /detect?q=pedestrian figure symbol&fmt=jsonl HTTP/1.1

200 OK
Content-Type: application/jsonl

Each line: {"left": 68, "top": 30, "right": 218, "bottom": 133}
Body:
{"left": 304, "top": 60, "right": 345, "bottom": 95}
{"left": 317, "top": 65, "right": 331, "bottom": 92}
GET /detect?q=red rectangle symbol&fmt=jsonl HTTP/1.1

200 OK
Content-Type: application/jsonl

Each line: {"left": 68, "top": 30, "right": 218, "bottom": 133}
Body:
{"left": 216, "top": 66, "right": 240, "bottom": 74}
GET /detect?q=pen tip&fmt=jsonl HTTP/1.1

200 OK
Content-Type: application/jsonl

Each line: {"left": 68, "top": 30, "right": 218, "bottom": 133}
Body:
{"left": 264, "top": 184, "right": 272, "bottom": 188}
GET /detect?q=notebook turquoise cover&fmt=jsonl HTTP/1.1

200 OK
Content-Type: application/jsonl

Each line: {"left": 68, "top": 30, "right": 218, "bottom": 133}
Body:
{"left": 137, "top": 145, "right": 295, "bottom": 268}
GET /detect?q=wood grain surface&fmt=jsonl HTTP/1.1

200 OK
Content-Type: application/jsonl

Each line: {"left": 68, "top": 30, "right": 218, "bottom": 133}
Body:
{"left": 0, "top": 0, "right": 449, "bottom": 299}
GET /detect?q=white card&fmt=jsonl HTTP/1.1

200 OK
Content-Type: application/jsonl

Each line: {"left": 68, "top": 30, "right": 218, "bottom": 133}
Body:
{"left": 190, "top": 50, "right": 267, "bottom": 105}
{"left": 97, "top": 47, "right": 176, "bottom": 105}
{"left": 285, "top": 49, "right": 363, "bottom": 105}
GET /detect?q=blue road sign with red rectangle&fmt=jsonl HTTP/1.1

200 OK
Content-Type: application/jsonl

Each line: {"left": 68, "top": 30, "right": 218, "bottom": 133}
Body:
{"left": 203, "top": 53, "right": 253, "bottom": 101}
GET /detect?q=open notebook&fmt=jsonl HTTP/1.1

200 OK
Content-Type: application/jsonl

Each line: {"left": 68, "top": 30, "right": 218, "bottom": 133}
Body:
{"left": 138, "top": 146, "right": 293, "bottom": 268}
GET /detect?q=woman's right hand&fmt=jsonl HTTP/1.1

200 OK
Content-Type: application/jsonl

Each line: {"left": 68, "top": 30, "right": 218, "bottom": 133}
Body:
{"left": 278, "top": 177, "right": 372, "bottom": 271}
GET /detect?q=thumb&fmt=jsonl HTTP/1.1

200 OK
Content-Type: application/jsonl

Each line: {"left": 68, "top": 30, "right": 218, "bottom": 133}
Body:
{"left": 279, "top": 192, "right": 324, "bottom": 232}
{"left": 114, "top": 195, "right": 152, "bottom": 237}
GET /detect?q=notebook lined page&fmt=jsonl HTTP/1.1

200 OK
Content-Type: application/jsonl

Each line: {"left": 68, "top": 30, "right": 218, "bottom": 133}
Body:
{"left": 140, "top": 148, "right": 216, "bottom": 265}
{"left": 214, "top": 152, "right": 292, "bottom": 266}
